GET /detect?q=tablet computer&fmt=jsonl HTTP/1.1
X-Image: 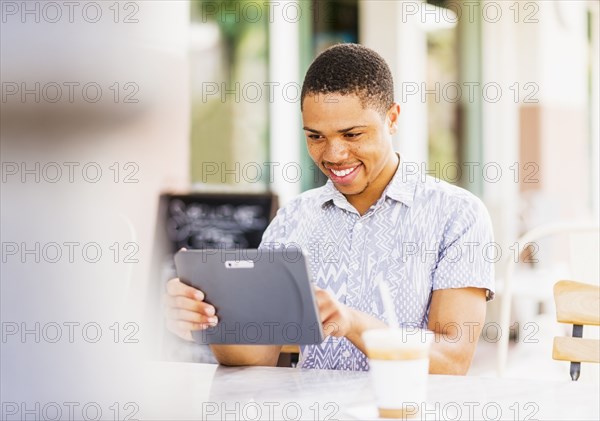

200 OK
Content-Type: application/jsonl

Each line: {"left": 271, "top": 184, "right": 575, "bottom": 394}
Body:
{"left": 174, "top": 248, "right": 325, "bottom": 345}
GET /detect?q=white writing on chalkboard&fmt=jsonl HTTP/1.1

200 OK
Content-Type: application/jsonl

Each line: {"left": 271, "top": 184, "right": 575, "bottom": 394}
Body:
{"left": 166, "top": 198, "right": 270, "bottom": 250}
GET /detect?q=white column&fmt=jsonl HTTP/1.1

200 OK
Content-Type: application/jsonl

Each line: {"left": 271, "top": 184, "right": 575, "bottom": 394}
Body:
{"left": 268, "top": 0, "right": 301, "bottom": 206}
{"left": 481, "top": 1, "right": 525, "bottom": 378}
{"left": 480, "top": 0, "right": 520, "bottom": 249}
{"left": 359, "top": 0, "right": 428, "bottom": 165}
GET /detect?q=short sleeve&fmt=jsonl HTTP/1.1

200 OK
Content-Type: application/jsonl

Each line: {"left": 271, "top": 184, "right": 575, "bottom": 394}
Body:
{"left": 432, "top": 196, "right": 495, "bottom": 301}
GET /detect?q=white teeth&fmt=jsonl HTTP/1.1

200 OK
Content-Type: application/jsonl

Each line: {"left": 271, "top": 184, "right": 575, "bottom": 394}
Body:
{"left": 331, "top": 167, "right": 357, "bottom": 177}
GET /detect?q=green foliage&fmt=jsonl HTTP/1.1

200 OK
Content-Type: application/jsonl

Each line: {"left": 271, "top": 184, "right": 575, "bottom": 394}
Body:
{"left": 191, "top": 0, "right": 268, "bottom": 82}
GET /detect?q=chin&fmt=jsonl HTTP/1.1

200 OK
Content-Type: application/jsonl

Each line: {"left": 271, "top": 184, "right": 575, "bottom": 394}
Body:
{"left": 337, "top": 183, "right": 367, "bottom": 196}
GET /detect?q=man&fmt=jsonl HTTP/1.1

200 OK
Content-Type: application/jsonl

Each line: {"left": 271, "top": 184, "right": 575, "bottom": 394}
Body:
{"left": 166, "top": 44, "right": 494, "bottom": 374}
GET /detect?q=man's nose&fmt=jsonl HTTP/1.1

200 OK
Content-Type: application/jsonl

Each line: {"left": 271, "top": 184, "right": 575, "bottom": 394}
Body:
{"left": 322, "top": 138, "right": 350, "bottom": 164}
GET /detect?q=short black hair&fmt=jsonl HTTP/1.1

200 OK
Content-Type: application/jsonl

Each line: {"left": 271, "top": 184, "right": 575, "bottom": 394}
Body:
{"left": 300, "top": 43, "right": 394, "bottom": 116}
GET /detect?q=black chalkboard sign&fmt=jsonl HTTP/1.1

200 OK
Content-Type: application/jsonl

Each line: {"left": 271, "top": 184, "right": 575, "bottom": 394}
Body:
{"left": 161, "top": 192, "right": 278, "bottom": 253}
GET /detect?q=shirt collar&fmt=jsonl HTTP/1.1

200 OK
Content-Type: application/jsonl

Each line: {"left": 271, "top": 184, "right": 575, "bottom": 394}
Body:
{"left": 383, "top": 155, "right": 419, "bottom": 207}
{"left": 317, "top": 154, "right": 419, "bottom": 210}
{"left": 317, "top": 179, "right": 356, "bottom": 212}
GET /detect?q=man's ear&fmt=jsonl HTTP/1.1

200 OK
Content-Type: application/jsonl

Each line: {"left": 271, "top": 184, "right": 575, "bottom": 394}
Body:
{"left": 386, "top": 103, "right": 401, "bottom": 133}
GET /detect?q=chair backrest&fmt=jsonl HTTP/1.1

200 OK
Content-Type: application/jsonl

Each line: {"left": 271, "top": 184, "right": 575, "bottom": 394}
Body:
{"left": 552, "top": 280, "right": 600, "bottom": 380}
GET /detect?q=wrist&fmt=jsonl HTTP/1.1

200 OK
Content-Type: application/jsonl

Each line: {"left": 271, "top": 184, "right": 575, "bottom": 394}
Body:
{"left": 345, "top": 307, "right": 363, "bottom": 342}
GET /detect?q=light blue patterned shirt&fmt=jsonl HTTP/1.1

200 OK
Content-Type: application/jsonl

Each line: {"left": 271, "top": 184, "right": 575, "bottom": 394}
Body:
{"left": 260, "top": 157, "right": 495, "bottom": 371}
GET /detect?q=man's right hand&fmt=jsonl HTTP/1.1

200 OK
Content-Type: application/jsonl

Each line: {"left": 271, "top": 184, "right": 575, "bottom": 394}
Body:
{"left": 165, "top": 278, "right": 218, "bottom": 342}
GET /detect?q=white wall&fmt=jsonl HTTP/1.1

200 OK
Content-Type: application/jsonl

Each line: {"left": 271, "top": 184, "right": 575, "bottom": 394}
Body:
{"left": 1, "top": 0, "right": 191, "bottom": 402}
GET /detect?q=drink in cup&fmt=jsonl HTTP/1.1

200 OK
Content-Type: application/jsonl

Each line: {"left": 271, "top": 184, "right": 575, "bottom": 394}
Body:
{"left": 362, "top": 327, "right": 433, "bottom": 419}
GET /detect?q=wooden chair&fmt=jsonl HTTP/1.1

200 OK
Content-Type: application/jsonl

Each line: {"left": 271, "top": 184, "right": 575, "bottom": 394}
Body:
{"left": 552, "top": 280, "right": 600, "bottom": 380}
{"left": 497, "top": 221, "right": 599, "bottom": 376}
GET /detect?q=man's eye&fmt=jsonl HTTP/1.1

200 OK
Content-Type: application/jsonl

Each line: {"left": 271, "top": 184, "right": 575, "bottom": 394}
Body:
{"left": 344, "top": 133, "right": 361, "bottom": 139}
{"left": 308, "top": 134, "right": 323, "bottom": 140}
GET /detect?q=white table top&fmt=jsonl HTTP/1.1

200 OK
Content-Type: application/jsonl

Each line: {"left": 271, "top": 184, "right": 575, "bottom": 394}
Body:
{"left": 129, "top": 361, "right": 599, "bottom": 420}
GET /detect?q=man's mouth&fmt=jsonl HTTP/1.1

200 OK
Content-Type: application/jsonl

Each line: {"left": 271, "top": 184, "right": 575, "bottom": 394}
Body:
{"left": 325, "top": 164, "right": 362, "bottom": 185}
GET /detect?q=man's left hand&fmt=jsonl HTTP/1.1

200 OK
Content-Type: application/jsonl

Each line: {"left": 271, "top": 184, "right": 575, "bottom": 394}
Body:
{"left": 314, "top": 286, "right": 356, "bottom": 338}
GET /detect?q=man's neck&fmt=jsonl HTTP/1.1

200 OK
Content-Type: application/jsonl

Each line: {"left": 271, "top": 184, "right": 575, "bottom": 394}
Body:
{"left": 347, "top": 152, "right": 400, "bottom": 216}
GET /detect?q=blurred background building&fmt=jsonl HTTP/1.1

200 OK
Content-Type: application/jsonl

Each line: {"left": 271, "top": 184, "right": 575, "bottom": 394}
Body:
{"left": 189, "top": 0, "right": 598, "bottom": 232}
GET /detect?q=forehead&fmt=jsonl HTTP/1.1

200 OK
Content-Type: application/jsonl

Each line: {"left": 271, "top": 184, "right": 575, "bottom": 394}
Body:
{"left": 301, "top": 93, "right": 382, "bottom": 129}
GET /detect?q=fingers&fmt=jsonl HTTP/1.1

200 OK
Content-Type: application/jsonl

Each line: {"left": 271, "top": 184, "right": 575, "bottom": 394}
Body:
{"left": 164, "top": 277, "right": 217, "bottom": 341}
{"left": 166, "top": 307, "right": 218, "bottom": 326}
{"left": 165, "top": 278, "right": 215, "bottom": 315}
{"left": 315, "top": 288, "right": 335, "bottom": 319}
{"left": 164, "top": 300, "right": 218, "bottom": 341}
{"left": 314, "top": 289, "right": 342, "bottom": 336}
{"left": 166, "top": 278, "right": 204, "bottom": 301}
{"left": 166, "top": 295, "right": 215, "bottom": 316}
{"left": 164, "top": 288, "right": 217, "bottom": 322}
{"left": 314, "top": 287, "right": 329, "bottom": 303}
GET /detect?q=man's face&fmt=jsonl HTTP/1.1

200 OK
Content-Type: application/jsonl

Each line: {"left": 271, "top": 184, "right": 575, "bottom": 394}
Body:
{"left": 302, "top": 93, "right": 398, "bottom": 198}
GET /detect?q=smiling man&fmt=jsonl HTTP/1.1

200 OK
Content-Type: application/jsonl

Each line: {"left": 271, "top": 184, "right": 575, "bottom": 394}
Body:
{"left": 166, "top": 44, "right": 495, "bottom": 374}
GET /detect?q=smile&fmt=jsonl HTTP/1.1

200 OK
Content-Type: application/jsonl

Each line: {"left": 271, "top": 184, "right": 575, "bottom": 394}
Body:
{"left": 330, "top": 167, "right": 358, "bottom": 177}
{"left": 326, "top": 164, "right": 362, "bottom": 185}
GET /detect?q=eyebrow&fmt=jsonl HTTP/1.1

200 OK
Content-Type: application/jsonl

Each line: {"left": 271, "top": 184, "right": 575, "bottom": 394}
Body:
{"left": 302, "top": 125, "right": 368, "bottom": 134}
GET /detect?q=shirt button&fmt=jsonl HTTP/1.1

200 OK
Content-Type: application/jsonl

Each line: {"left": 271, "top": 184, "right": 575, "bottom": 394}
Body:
{"left": 350, "top": 262, "right": 358, "bottom": 270}
{"left": 355, "top": 222, "right": 362, "bottom": 230}
{"left": 342, "top": 350, "right": 351, "bottom": 358}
